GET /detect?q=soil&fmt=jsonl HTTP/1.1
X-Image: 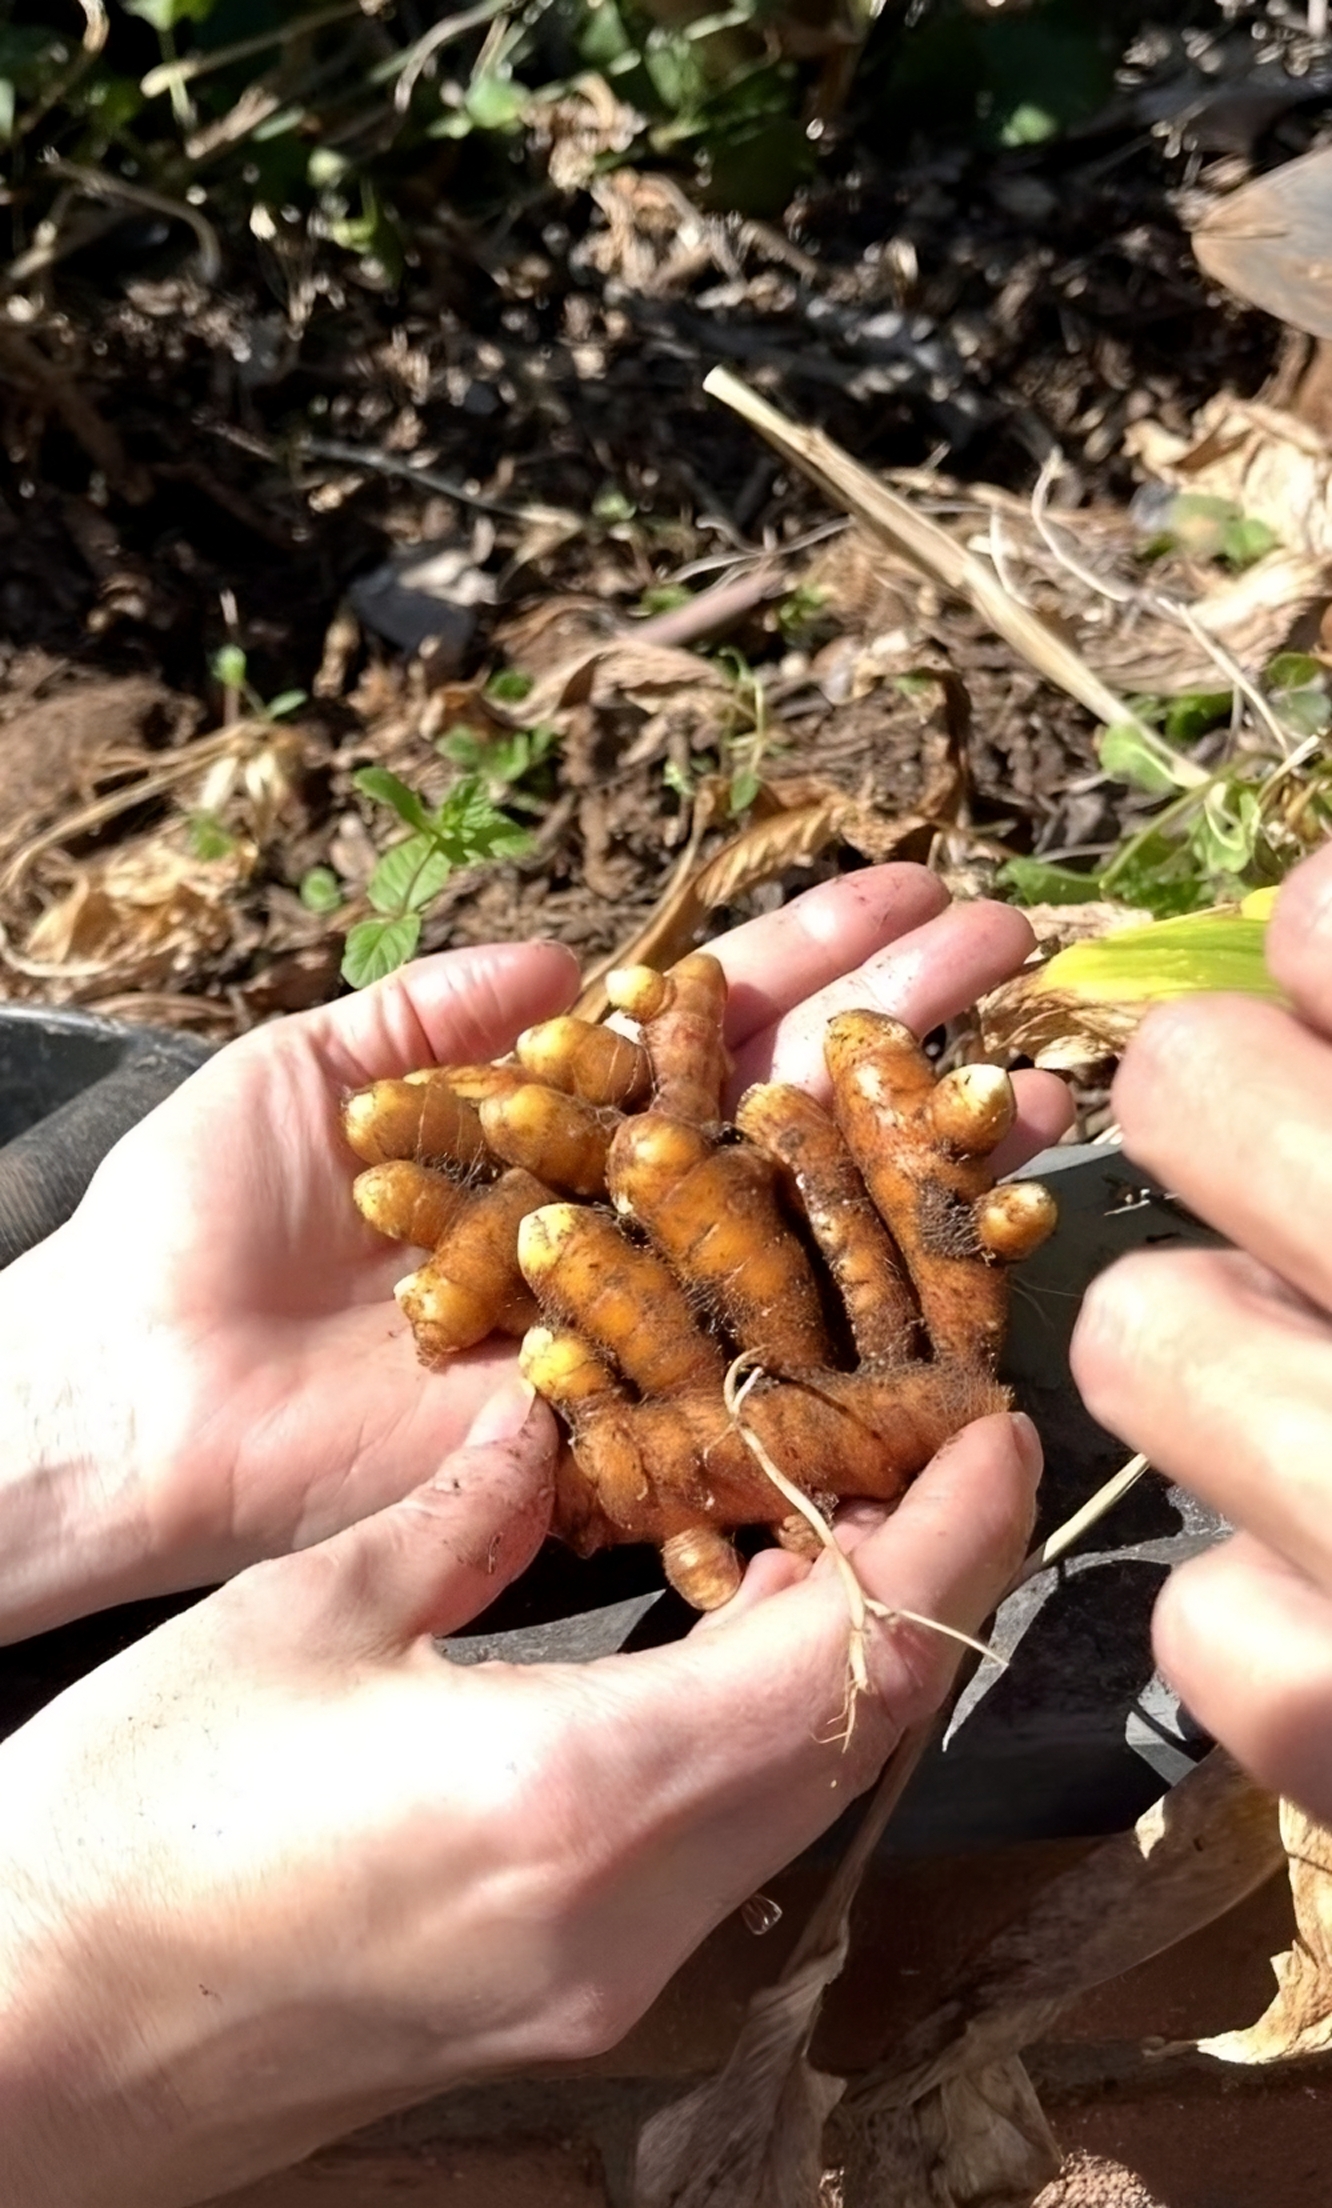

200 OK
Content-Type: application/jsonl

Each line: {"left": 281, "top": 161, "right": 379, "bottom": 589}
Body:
{"left": 1038, "top": 2154, "right": 1168, "bottom": 2207}
{"left": 2, "top": 4, "right": 1318, "bottom": 1035}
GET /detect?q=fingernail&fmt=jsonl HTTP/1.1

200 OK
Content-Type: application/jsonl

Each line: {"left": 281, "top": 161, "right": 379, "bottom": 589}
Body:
{"left": 836, "top": 1501, "right": 891, "bottom": 1554}
{"left": 464, "top": 1378, "right": 538, "bottom": 1448}
{"left": 1009, "top": 1411, "right": 1044, "bottom": 1483}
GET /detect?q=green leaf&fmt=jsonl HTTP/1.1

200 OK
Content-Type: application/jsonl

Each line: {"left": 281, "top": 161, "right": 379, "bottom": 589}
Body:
{"left": 308, "top": 146, "right": 349, "bottom": 188}
{"left": 438, "top": 726, "right": 487, "bottom": 771}
{"left": 341, "top": 914, "right": 422, "bottom": 988}
{"left": 185, "top": 810, "right": 235, "bottom": 862}
{"left": 593, "top": 485, "right": 636, "bottom": 525}
{"left": 85, "top": 73, "right": 144, "bottom": 131}
{"left": 997, "top": 856, "right": 1105, "bottom": 906}
{"left": 432, "top": 776, "right": 531, "bottom": 863}
{"left": 1193, "top": 785, "right": 1259, "bottom": 878}
{"left": 1102, "top": 828, "right": 1211, "bottom": 919}
{"left": 663, "top": 757, "right": 694, "bottom": 800}
{"left": 1273, "top": 685, "right": 1331, "bottom": 740}
{"left": 210, "top": 643, "right": 248, "bottom": 691}
{"left": 465, "top": 73, "right": 527, "bottom": 131}
{"left": 1157, "top": 492, "right": 1237, "bottom": 561}
{"left": 0, "top": 81, "right": 15, "bottom": 146}
{"left": 1266, "top": 652, "right": 1325, "bottom": 691}
{"left": 1220, "top": 514, "right": 1279, "bottom": 569}
{"left": 265, "top": 689, "right": 307, "bottom": 721}
{"left": 299, "top": 865, "right": 341, "bottom": 914}
{"left": 353, "top": 766, "right": 433, "bottom": 833}
{"left": 1265, "top": 652, "right": 1332, "bottom": 739}
{"left": 1155, "top": 493, "right": 1279, "bottom": 570}
{"left": 578, "top": 0, "right": 634, "bottom": 67}
{"left": 699, "top": 111, "right": 816, "bottom": 220}
{"left": 428, "top": 108, "right": 474, "bottom": 141}
{"left": 367, "top": 834, "right": 454, "bottom": 916}
{"left": 999, "top": 101, "right": 1058, "bottom": 146}
{"left": 1041, "top": 911, "right": 1284, "bottom": 1007}
{"left": 1162, "top": 689, "right": 1232, "bottom": 745}
{"left": 637, "top": 585, "right": 694, "bottom": 617}
{"left": 485, "top": 667, "right": 535, "bottom": 704}
{"left": 776, "top": 583, "right": 831, "bottom": 642}
{"left": 124, "top": 0, "right": 215, "bottom": 30}
{"left": 1098, "top": 722, "right": 1193, "bottom": 797}
{"left": 729, "top": 764, "right": 761, "bottom": 814}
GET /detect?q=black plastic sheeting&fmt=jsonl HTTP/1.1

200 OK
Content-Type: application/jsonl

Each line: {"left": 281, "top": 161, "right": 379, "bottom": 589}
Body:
{"left": 0, "top": 1007, "right": 1223, "bottom": 1853}
{"left": 0, "top": 1004, "right": 211, "bottom": 1265}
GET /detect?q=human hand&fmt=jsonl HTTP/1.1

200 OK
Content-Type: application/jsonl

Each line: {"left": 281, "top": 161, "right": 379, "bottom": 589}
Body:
{"left": 0, "top": 862, "right": 1070, "bottom": 1640}
{"left": 1071, "top": 840, "right": 1332, "bottom": 1821}
{"left": 0, "top": 1382, "right": 1041, "bottom": 2208}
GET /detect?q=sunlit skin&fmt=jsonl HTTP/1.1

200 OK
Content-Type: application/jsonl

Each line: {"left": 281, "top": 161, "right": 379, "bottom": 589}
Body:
{"left": 1073, "top": 837, "right": 1332, "bottom": 1826}
{"left": 0, "top": 863, "right": 1065, "bottom": 2206}
{"left": 0, "top": 862, "right": 1071, "bottom": 1645}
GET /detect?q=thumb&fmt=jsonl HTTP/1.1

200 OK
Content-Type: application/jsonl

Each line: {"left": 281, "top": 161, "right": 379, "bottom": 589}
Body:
{"left": 317, "top": 1380, "right": 558, "bottom": 1652}
{"left": 588, "top": 1409, "right": 1042, "bottom": 1877}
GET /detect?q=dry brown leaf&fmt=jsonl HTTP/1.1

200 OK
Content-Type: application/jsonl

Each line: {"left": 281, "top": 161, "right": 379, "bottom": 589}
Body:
{"left": 1192, "top": 146, "right": 1332, "bottom": 342}
{"left": 978, "top": 982, "right": 1141, "bottom": 1072}
{"left": 688, "top": 794, "right": 857, "bottom": 910}
{"left": 833, "top": 1752, "right": 1283, "bottom": 2208}
{"left": 1126, "top": 397, "right": 1332, "bottom": 564}
{"left": 535, "top": 76, "right": 644, "bottom": 196}
{"left": 574, "top": 787, "right": 909, "bottom": 1017}
{"left": 521, "top": 636, "right": 732, "bottom": 725}
{"left": 1079, "top": 545, "right": 1331, "bottom": 697}
{"left": 634, "top": 1951, "right": 847, "bottom": 2208}
{"left": 633, "top": 1718, "right": 935, "bottom": 2208}
{"left": 848, "top": 2064, "right": 1061, "bottom": 2208}
{"left": 1199, "top": 1799, "right": 1332, "bottom": 2064}
{"left": 20, "top": 831, "right": 254, "bottom": 991}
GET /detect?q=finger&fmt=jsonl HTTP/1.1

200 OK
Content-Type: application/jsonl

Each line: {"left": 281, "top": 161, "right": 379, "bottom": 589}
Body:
{"left": 294, "top": 1384, "right": 558, "bottom": 1652}
{"left": 690, "top": 1546, "right": 811, "bottom": 1631}
{"left": 713, "top": 864, "right": 948, "bottom": 1049}
{"left": 531, "top": 1412, "right": 1037, "bottom": 2004}
{"left": 1072, "top": 1243, "right": 1332, "bottom": 1585}
{"left": 1114, "top": 993, "right": 1332, "bottom": 1316}
{"left": 604, "top": 1410, "right": 1040, "bottom": 1858}
{"left": 688, "top": 1499, "right": 899, "bottom": 1636}
{"left": 1153, "top": 1532, "right": 1332, "bottom": 1825}
{"left": 1266, "top": 838, "right": 1332, "bottom": 1040}
{"left": 992, "top": 1068, "right": 1075, "bottom": 1179}
{"left": 289, "top": 941, "right": 581, "bottom": 1090}
{"left": 728, "top": 899, "right": 1039, "bottom": 1099}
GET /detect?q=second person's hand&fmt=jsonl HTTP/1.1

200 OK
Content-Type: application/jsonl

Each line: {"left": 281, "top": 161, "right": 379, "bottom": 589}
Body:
{"left": 1072, "top": 840, "right": 1332, "bottom": 1823}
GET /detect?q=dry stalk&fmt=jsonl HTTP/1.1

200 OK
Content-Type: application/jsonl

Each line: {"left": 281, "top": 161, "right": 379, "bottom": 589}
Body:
{"left": 1016, "top": 1453, "right": 1149, "bottom": 1586}
{"left": 703, "top": 367, "right": 1155, "bottom": 742}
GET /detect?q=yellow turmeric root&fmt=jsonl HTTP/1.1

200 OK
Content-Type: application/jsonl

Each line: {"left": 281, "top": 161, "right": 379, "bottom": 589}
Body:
{"left": 824, "top": 1012, "right": 1056, "bottom": 1368}
{"left": 395, "top": 1169, "right": 552, "bottom": 1362}
{"left": 342, "top": 946, "right": 1058, "bottom": 1607}
{"left": 516, "top": 1016, "right": 649, "bottom": 1108}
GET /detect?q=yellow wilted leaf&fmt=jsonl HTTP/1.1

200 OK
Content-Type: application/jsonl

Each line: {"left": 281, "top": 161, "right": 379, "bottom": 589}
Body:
{"left": 1240, "top": 885, "right": 1280, "bottom": 920}
{"left": 981, "top": 908, "right": 1286, "bottom": 1069}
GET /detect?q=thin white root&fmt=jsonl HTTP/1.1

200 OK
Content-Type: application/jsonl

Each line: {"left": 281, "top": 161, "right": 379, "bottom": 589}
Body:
{"left": 721, "top": 1354, "right": 1004, "bottom": 1749}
